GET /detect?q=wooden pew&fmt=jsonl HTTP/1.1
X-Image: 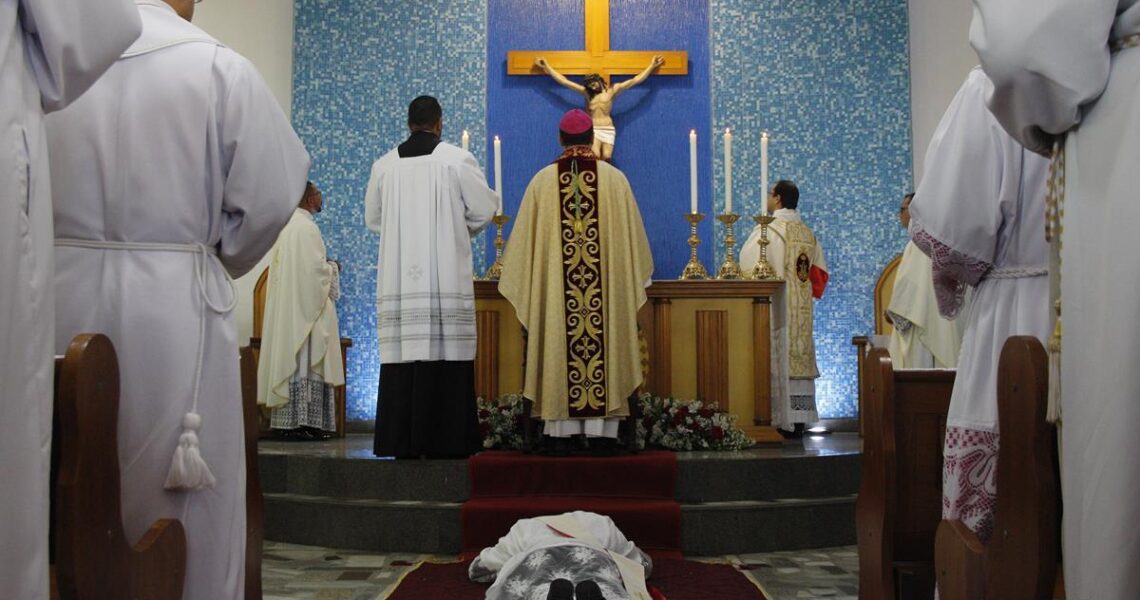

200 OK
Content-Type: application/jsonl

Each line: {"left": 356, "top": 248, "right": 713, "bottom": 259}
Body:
{"left": 51, "top": 334, "right": 186, "bottom": 600}
{"left": 241, "top": 345, "right": 265, "bottom": 600}
{"left": 934, "top": 336, "right": 1061, "bottom": 600}
{"left": 856, "top": 346, "right": 954, "bottom": 600}
{"left": 853, "top": 252, "right": 903, "bottom": 436}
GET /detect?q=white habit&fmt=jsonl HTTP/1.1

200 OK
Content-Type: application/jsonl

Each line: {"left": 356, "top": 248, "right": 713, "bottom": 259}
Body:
{"left": 740, "top": 208, "right": 829, "bottom": 430}
{"left": 364, "top": 142, "right": 497, "bottom": 363}
{"left": 258, "top": 208, "right": 345, "bottom": 431}
{"left": 46, "top": 2, "right": 309, "bottom": 599}
{"left": 0, "top": 1, "right": 139, "bottom": 598}
{"left": 972, "top": 1, "right": 1140, "bottom": 596}
{"left": 469, "top": 511, "right": 654, "bottom": 600}
{"left": 908, "top": 67, "right": 1050, "bottom": 542}
{"left": 886, "top": 241, "right": 967, "bottom": 369}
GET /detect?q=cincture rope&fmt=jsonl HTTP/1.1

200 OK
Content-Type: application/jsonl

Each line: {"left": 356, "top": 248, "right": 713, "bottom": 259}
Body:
{"left": 55, "top": 238, "right": 237, "bottom": 491}
{"left": 984, "top": 266, "right": 1048, "bottom": 280}
{"left": 1045, "top": 138, "right": 1065, "bottom": 425}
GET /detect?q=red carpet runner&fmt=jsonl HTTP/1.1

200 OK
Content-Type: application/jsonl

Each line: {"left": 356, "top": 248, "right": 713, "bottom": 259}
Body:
{"left": 386, "top": 559, "right": 768, "bottom": 600}
{"left": 461, "top": 451, "right": 682, "bottom": 556}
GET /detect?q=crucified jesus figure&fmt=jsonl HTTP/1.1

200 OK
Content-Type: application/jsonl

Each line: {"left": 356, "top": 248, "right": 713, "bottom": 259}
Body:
{"left": 535, "top": 54, "right": 665, "bottom": 161}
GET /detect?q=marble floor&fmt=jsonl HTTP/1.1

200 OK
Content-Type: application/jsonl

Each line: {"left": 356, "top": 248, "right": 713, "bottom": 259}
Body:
{"left": 262, "top": 541, "right": 858, "bottom": 600}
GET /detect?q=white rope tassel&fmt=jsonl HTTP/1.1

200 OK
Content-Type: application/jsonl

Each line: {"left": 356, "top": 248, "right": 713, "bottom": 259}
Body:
{"left": 1045, "top": 139, "right": 1065, "bottom": 424}
{"left": 164, "top": 412, "right": 217, "bottom": 490}
{"left": 53, "top": 239, "right": 237, "bottom": 491}
{"left": 1047, "top": 309, "right": 1062, "bottom": 424}
{"left": 164, "top": 243, "right": 237, "bottom": 491}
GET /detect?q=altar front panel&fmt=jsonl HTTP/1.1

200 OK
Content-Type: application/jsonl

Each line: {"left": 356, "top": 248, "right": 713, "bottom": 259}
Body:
{"left": 651, "top": 298, "right": 758, "bottom": 423}
{"left": 474, "top": 280, "right": 783, "bottom": 443}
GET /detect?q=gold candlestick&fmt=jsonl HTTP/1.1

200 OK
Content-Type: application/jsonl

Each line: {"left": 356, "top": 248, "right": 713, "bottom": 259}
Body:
{"left": 715, "top": 213, "right": 743, "bottom": 279}
{"left": 679, "top": 212, "right": 709, "bottom": 280}
{"left": 481, "top": 214, "right": 512, "bottom": 280}
{"left": 749, "top": 214, "right": 780, "bottom": 280}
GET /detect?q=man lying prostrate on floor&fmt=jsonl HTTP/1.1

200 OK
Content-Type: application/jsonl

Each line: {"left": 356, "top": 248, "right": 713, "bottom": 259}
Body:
{"left": 469, "top": 511, "right": 654, "bottom": 600}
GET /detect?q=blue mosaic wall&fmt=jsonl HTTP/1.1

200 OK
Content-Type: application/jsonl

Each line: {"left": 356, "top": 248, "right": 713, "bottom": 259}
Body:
{"left": 711, "top": 0, "right": 912, "bottom": 418}
{"left": 292, "top": 0, "right": 911, "bottom": 421}
{"left": 291, "top": 0, "right": 488, "bottom": 421}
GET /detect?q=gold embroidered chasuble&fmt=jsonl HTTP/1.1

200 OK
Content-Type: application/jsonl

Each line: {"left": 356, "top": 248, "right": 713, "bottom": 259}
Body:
{"left": 775, "top": 220, "right": 821, "bottom": 379}
{"left": 499, "top": 147, "right": 653, "bottom": 421}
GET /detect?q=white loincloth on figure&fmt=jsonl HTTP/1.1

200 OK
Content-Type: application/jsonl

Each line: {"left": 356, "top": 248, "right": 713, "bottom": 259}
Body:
{"left": 594, "top": 125, "right": 616, "bottom": 146}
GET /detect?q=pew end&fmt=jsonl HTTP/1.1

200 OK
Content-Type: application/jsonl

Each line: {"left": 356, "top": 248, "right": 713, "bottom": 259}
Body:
{"left": 856, "top": 347, "right": 953, "bottom": 600}
{"left": 933, "top": 336, "right": 1061, "bottom": 600}
{"left": 51, "top": 333, "right": 187, "bottom": 600}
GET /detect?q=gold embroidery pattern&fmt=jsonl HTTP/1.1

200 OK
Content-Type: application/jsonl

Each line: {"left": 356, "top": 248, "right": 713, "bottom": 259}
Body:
{"left": 782, "top": 222, "right": 820, "bottom": 379}
{"left": 559, "top": 157, "right": 606, "bottom": 417}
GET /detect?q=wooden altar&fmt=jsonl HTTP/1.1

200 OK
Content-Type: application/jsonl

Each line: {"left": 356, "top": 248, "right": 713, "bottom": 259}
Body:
{"left": 474, "top": 279, "right": 785, "bottom": 444}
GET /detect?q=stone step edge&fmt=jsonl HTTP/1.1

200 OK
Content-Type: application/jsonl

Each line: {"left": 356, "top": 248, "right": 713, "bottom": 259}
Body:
{"left": 260, "top": 452, "right": 856, "bottom": 464}
{"left": 263, "top": 492, "right": 856, "bottom": 511}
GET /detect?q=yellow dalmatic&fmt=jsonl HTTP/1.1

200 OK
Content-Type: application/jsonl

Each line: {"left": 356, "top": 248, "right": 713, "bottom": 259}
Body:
{"left": 499, "top": 148, "right": 653, "bottom": 421}
{"left": 780, "top": 221, "right": 821, "bottom": 379}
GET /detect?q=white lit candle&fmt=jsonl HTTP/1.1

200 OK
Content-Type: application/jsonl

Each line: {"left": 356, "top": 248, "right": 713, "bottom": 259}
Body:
{"left": 724, "top": 128, "right": 733, "bottom": 214}
{"left": 461, "top": 129, "right": 470, "bottom": 152}
{"left": 493, "top": 135, "right": 503, "bottom": 215}
{"left": 689, "top": 129, "right": 698, "bottom": 214}
{"left": 760, "top": 131, "right": 769, "bottom": 216}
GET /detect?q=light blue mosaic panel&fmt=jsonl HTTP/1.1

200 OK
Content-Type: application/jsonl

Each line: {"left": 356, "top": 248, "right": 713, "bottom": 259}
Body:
{"left": 292, "top": 0, "right": 488, "bottom": 421}
{"left": 711, "top": 0, "right": 913, "bottom": 418}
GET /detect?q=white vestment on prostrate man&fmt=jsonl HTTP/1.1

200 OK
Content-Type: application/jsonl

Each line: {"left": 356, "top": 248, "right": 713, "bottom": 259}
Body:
{"left": 886, "top": 241, "right": 966, "bottom": 369}
{"left": 0, "top": 2, "right": 139, "bottom": 597}
{"left": 47, "top": 2, "right": 309, "bottom": 599}
{"left": 972, "top": 2, "right": 1140, "bottom": 596}
{"left": 907, "top": 67, "right": 1049, "bottom": 543}
{"left": 469, "top": 511, "right": 654, "bottom": 600}
{"left": 258, "top": 208, "right": 345, "bottom": 432}
{"left": 741, "top": 208, "right": 829, "bottom": 431}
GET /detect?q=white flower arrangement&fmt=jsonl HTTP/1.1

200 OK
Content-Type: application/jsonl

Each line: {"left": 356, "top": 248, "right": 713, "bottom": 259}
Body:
{"left": 476, "top": 393, "right": 753, "bottom": 452}
{"left": 635, "top": 394, "right": 754, "bottom": 452}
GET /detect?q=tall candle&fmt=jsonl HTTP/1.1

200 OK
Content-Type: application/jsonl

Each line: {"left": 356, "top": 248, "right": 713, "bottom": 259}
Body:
{"left": 760, "top": 131, "right": 769, "bottom": 216}
{"left": 689, "top": 130, "right": 698, "bottom": 214}
{"left": 493, "top": 136, "right": 502, "bottom": 215}
{"left": 724, "top": 128, "right": 733, "bottom": 214}
{"left": 461, "top": 129, "right": 470, "bottom": 152}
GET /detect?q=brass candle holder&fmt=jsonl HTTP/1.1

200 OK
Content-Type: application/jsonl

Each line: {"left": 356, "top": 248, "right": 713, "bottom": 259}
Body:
{"left": 715, "top": 213, "right": 744, "bottom": 279}
{"left": 679, "top": 212, "right": 709, "bottom": 280}
{"left": 749, "top": 214, "right": 780, "bottom": 281}
{"left": 481, "top": 214, "right": 512, "bottom": 280}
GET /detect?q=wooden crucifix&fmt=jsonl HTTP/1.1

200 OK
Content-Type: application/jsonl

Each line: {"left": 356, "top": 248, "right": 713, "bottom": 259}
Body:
{"left": 507, "top": 0, "right": 688, "bottom": 160}
{"left": 506, "top": 0, "right": 688, "bottom": 83}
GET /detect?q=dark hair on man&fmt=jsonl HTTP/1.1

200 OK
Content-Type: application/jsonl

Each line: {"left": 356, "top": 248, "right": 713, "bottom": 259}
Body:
{"left": 559, "top": 130, "right": 594, "bottom": 148}
{"left": 774, "top": 180, "right": 799, "bottom": 210}
{"left": 583, "top": 73, "right": 605, "bottom": 98}
{"left": 407, "top": 95, "right": 442, "bottom": 129}
{"left": 299, "top": 180, "right": 319, "bottom": 206}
